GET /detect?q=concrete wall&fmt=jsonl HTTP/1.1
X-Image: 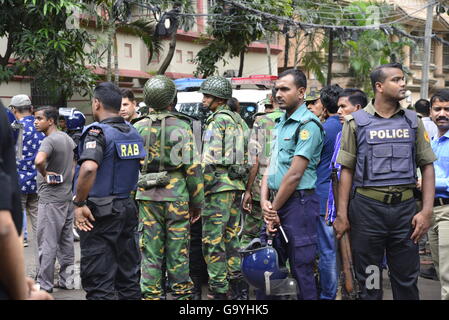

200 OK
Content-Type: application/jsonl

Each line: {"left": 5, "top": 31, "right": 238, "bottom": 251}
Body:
{"left": 0, "top": 81, "right": 32, "bottom": 106}
{"left": 149, "top": 39, "right": 279, "bottom": 77}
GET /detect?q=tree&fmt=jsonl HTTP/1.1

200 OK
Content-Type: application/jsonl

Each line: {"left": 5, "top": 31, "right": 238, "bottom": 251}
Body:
{"left": 0, "top": 0, "right": 99, "bottom": 101}
{"left": 88, "top": 0, "right": 163, "bottom": 83}
{"left": 151, "top": 0, "right": 195, "bottom": 75}
{"left": 297, "top": 0, "right": 414, "bottom": 93}
{"left": 194, "top": 0, "right": 292, "bottom": 78}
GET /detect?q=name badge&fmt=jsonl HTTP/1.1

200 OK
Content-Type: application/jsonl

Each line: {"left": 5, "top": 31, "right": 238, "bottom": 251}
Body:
{"left": 115, "top": 141, "right": 145, "bottom": 159}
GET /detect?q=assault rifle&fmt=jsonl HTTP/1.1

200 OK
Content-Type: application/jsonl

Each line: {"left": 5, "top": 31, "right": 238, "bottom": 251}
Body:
{"left": 331, "top": 165, "right": 360, "bottom": 300}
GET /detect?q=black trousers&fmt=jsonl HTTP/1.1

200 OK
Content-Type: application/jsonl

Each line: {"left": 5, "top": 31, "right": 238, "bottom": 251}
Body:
{"left": 349, "top": 192, "right": 420, "bottom": 300}
{"left": 80, "top": 198, "right": 141, "bottom": 300}
{"left": 189, "top": 217, "right": 208, "bottom": 281}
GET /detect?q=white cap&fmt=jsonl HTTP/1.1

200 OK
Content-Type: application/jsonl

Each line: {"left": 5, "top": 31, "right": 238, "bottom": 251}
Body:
{"left": 10, "top": 94, "right": 32, "bottom": 107}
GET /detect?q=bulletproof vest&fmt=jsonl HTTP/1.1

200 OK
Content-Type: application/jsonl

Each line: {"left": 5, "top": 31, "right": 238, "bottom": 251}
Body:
{"left": 77, "top": 122, "right": 145, "bottom": 198}
{"left": 352, "top": 109, "right": 418, "bottom": 187}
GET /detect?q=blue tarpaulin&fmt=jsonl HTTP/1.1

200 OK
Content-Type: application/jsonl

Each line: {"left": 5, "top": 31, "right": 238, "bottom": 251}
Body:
{"left": 174, "top": 78, "right": 205, "bottom": 91}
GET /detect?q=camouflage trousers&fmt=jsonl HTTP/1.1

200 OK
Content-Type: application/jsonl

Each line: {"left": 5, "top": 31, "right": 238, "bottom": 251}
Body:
{"left": 138, "top": 200, "right": 193, "bottom": 300}
{"left": 240, "top": 200, "right": 264, "bottom": 249}
{"left": 202, "top": 191, "right": 242, "bottom": 294}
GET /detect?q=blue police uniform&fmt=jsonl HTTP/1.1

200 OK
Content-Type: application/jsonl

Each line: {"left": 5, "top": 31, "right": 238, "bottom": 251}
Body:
{"left": 260, "top": 104, "right": 324, "bottom": 300}
{"left": 75, "top": 117, "right": 145, "bottom": 300}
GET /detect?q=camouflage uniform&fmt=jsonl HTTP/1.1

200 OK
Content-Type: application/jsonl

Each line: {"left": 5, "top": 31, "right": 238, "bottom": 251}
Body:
{"left": 240, "top": 110, "right": 284, "bottom": 248}
{"left": 202, "top": 102, "right": 247, "bottom": 296}
{"left": 135, "top": 76, "right": 204, "bottom": 300}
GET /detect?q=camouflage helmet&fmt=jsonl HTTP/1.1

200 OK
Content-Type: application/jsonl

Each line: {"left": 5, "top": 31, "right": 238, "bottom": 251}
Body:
{"left": 143, "top": 75, "right": 177, "bottom": 110}
{"left": 199, "top": 76, "right": 232, "bottom": 100}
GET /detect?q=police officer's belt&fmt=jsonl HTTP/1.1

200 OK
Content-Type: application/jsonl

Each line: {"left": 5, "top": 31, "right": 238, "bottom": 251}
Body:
{"left": 434, "top": 197, "right": 449, "bottom": 207}
{"left": 356, "top": 188, "right": 413, "bottom": 205}
{"left": 269, "top": 189, "right": 315, "bottom": 200}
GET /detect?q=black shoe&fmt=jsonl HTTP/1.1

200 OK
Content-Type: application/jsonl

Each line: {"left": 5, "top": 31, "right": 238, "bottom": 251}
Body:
{"left": 191, "top": 276, "right": 203, "bottom": 300}
{"left": 208, "top": 291, "right": 227, "bottom": 300}
{"left": 229, "top": 279, "right": 249, "bottom": 300}
{"left": 420, "top": 266, "right": 438, "bottom": 281}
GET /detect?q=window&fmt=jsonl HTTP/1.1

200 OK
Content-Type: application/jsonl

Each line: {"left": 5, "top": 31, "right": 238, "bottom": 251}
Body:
{"left": 410, "top": 31, "right": 435, "bottom": 65}
{"left": 187, "top": 51, "right": 194, "bottom": 64}
{"left": 176, "top": 50, "right": 182, "bottom": 63}
{"left": 124, "top": 43, "right": 132, "bottom": 58}
{"left": 444, "top": 35, "right": 449, "bottom": 69}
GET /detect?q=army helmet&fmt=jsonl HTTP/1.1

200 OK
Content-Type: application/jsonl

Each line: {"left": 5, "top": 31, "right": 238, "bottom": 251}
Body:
{"left": 199, "top": 76, "right": 232, "bottom": 100}
{"left": 143, "top": 75, "right": 177, "bottom": 110}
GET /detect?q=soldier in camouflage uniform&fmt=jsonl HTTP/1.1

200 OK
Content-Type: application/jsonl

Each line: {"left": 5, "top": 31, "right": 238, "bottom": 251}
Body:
{"left": 134, "top": 76, "right": 204, "bottom": 300}
{"left": 241, "top": 94, "right": 284, "bottom": 248}
{"left": 200, "top": 76, "right": 247, "bottom": 300}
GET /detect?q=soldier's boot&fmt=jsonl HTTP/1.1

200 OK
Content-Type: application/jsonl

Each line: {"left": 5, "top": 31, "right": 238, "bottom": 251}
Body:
{"left": 229, "top": 279, "right": 249, "bottom": 300}
{"left": 207, "top": 289, "right": 228, "bottom": 300}
{"left": 191, "top": 276, "right": 203, "bottom": 300}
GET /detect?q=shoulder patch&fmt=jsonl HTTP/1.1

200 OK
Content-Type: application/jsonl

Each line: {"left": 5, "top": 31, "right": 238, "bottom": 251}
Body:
{"left": 300, "top": 129, "right": 310, "bottom": 140}
{"left": 88, "top": 127, "right": 102, "bottom": 137}
{"left": 424, "top": 130, "right": 430, "bottom": 143}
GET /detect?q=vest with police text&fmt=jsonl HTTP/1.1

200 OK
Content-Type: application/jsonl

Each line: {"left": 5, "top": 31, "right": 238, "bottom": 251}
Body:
{"left": 352, "top": 109, "right": 417, "bottom": 187}
{"left": 77, "top": 122, "right": 145, "bottom": 198}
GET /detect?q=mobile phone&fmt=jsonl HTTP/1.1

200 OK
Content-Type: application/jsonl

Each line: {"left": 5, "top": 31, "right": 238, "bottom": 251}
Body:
{"left": 46, "top": 174, "right": 63, "bottom": 184}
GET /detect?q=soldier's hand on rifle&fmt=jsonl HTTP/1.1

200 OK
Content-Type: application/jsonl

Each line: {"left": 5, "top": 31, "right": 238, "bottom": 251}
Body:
{"left": 242, "top": 191, "right": 252, "bottom": 213}
{"left": 75, "top": 206, "right": 95, "bottom": 232}
{"left": 333, "top": 214, "right": 350, "bottom": 240}
{"left": 189, "top": 207, "right": 201, "bottom": 224}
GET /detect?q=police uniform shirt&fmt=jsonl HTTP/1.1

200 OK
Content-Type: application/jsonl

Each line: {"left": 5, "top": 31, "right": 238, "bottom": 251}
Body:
{"left": 337, "top": 102, "right": 436, "bottom": 191}
{"left": 78, "top": 117, "right": 131, "bottom": 166}
{"left": 267, "top": 103, "right": 324, "bottom": 191}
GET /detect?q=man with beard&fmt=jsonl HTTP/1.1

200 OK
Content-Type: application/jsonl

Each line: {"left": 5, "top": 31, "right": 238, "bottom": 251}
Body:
{"left": 261, "top": 69, "right": 324, "bottom": 300}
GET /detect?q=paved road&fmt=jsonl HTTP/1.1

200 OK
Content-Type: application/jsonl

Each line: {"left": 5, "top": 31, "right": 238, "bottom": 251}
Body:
{"left": 23, "top": 233, "right": 441, "bottom": 300}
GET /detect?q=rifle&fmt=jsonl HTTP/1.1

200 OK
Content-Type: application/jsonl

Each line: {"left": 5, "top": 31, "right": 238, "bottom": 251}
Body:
{"left": 331, "top": 165, "right": 360, "bottom": 300}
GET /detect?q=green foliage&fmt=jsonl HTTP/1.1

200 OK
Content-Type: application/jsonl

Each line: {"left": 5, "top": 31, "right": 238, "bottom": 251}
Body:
{"left": 194, "top": 0, "right": 292, "bottom": 77}
{"left": 0, "top": 0, "right": 98, "bottom": 100}
{"left": 297, "top": 0, "right": 414, "bottom": 95}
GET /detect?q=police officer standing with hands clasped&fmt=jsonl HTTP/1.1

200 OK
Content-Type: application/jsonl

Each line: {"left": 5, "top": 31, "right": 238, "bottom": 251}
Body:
{"left": 73, "top": 82, "right": 145, "bottom": 300}
{"left": 334, "top": 63, "right": 436, "bottom": 300}
{"left": 261, "top": 69, "right": 324, "bottom": 300}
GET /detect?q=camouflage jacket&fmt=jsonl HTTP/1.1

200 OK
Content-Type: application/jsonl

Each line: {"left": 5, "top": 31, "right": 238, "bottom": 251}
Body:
{"left": 249, "top": 110, "right": 284, "bottom": 201}
{"left": 133, "top": 112, "right": 204, "bottom": 207}
{"left": 202, "top": 105, "right": 246, "bottom": 195}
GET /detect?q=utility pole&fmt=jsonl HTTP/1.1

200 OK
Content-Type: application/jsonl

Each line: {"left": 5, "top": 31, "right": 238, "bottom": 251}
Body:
{"left": 421, "top": 0, "right": 436, "bottom": 99}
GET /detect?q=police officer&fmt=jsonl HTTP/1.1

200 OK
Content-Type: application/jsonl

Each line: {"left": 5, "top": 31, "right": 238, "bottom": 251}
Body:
{"left": 133, "top": 76, "right": 204, "bottom": 300}
{"left": 73, "top": 82, "right": 145, "bottom": 300}
{"left": 305, "top": 90, "right": 326, "bottom": 122}
{"left": 200, "top": 76, "right": 247, "bottom": 300}
{"left": 65, "top": 110, "right": 86, "bottom": 148}
{"left": 261, "top": 69, "right": 324, "bottom": 300}
{"left": 334, "top": 63, "right": 436, "bottom": 300}
{"left": 65, "top": 110, "right": 86, "bottom": 164}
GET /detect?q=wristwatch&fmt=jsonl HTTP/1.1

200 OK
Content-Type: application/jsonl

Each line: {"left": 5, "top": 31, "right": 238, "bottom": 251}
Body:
{"left": 72, "top": 195, "right": 87, "bottom": 208}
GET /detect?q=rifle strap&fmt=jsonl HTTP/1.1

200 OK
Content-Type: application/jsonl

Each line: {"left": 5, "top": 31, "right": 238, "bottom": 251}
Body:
{"left": 159, "top": 117, "right": 166, "bottom": 172}
{"left": 142, "top": 118, "right": 153, "bottom": 174}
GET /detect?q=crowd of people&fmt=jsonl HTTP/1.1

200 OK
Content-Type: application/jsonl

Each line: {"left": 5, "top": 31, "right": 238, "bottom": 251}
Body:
{"left": 1, "top": 62, "right": 448, "bottom": 301}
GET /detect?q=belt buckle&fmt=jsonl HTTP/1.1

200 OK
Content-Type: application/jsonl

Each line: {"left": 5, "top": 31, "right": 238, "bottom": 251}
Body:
{"left": 384, "top": 192, "right": 402, "bottom": 204}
